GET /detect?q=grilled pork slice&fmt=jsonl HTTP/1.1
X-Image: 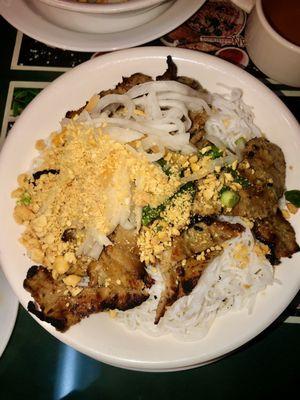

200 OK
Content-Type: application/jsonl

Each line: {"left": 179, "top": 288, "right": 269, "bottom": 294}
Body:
{"left": 99, "top": 72, "right": 152, "bottom": 97}
{"left": 188, "top": 111, "right": 208, "bottom": 146}
{"left": 156, "top": 55, "right": 205, "bottom": 92}
{"left": 24, "top": 227, "right": 152, "bottom": 332}
{"left": 66, "top": 56, "right": 209, "bottom": 143}
{"left": 252, "top": 209, "right": 300, "bottom": 265}
{"left": 155, "top": 217, "right": 245, "bottom": 323}
{"left": 87, "top": 227, "right": 153, "bottom": 289}
{"left": 156, "top": 55, "right": 178, "bottom": 81}
{"left": 65, "top": 73, "right": 153, "bottom": 118}
{"left": 230, "top": 138, "right": 286, "bottom": 219}
{"left": 230, "top": 138, "right": 286, "bottom": 218}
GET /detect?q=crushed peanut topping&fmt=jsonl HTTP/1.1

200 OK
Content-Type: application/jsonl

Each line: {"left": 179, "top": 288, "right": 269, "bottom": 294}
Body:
{"left": 13, "top": 121, "right": 181, "bottom": 271}
{"left": 232, "top": 243, "right": 250, "bottom": 269}
{"left": 193, "top": 173, "right": 223, "bottom": 216}
{"left": 138, "top": 191, "right": 193, "bottom": 263}
{"left": 196, "top": 252, "right": 206, "bottom": 261}
{"left": 254, "top": 242, "right": 270, "bottom": 258}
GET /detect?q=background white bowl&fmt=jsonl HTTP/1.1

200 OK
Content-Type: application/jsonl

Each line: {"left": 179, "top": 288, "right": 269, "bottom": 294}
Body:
{"left": 0, "top": 47, "right": 299, "bottom": 371}
{"left": 33, "top": 0, "right": 174, "bottom": 33}
{"left": 245, "top": 0, "right": 300, "bottom": 87}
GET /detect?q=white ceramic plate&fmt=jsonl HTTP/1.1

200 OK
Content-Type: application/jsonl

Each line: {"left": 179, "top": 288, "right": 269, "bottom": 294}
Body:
{"left": 0, "top": 268, "right": 18, "bottom": 358}
{"left": 33, "top": 0, "right": 174, "bottom": 34}
{"left": 0, "top": 0, "right": 204, "bottom": 51}
{"left": 0, "top": 47, "right": 299, "bottom": 371}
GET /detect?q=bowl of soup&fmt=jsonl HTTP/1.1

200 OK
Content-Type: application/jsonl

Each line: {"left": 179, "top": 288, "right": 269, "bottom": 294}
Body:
{"left": 245, "top": 0, "right": 300, "bottom": 87}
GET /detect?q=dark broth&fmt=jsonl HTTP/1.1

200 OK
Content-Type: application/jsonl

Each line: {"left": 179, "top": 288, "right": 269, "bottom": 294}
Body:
{"left": 262, "top": 0, "right": 300, "bottom": 46}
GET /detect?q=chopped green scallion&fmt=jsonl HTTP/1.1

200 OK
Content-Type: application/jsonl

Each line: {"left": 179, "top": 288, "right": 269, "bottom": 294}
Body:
{"left": 141, "top": 182, "right": 196, "bottom": 226}
{"left": 225, "top": 167, "right": 250, "bottom": 188}
{"left": 19, "top": 192, "right": 31, "bottom": 206}
{"left": 156, "top": 158, "right": 172, "bottom": 176}
{"left": 141, "top": 204, "right": 165, "bottom": 226}
{"left": 220, "top": 190, "right": 240, "bottom": 208}
{"left": 235, "top": 137, "right": 246, "bottom": 147}
{"left": 199, "top": 145, "right": 223, "bottom": 160}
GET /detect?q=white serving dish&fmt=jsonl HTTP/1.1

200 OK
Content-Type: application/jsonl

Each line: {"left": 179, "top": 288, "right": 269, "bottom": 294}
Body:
{"left": 0, "top": 47, "right": 299, "bottom": 371}
{"left": 32, "top": 0, "right": 174, "bottom": 33}
{"left": 0, "top": 0, "right": 204, "bottom": 51}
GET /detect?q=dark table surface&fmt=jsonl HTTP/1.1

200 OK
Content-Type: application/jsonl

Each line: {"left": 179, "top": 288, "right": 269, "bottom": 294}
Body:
{"left": 0, "top": 1, "right": 300, "bottom": 397}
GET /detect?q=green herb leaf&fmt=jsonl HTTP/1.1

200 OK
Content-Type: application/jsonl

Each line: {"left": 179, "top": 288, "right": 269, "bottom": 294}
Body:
{"left": 285, "top": 190, "right": 300, "bottom": 207}
{"left": 156, "top": 158, "right": 172, "bottom": 176}
{"left": 19, "top": 192, "right": 31, "bottom": 206}
{"left": 225, "top": 167, "right": 250, "bottom": 189}
{"left": 141, "top": 182, "right": 196, "bottom": 226}
{"left": 141, "top": 204, "right": 165, "bottom": 226}
{"left": 176, "top": 181, "right": 196, "bottom": 197}
{"left": 199, "top": 145, "right": 223, "bottom": 160}
{"left": 220, "top": 185, "right": 230, "bottom": 195}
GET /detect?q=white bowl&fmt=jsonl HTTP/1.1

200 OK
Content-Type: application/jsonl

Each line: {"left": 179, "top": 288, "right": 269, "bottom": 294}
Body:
{"left": 0, "top": 47, "right": 299, "bottom": 371}
{"left": 32, "top": 0, "right": 174, "bottom": 33}
{"left": 0, "top": 0, "right": 204, "bottom": 51}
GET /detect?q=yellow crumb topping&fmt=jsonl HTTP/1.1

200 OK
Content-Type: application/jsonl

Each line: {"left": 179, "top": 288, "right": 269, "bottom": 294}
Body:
{"left": 13, "top": 121, "right": 181, "bottom": 269}
{"left": 193, "top": 173, "right": 223, "bottom": 216}
{"left": 233, "top": 243, "right": 250, "bottom": 269}
{"left": 138, "top": 191, "right": 193, "bottom": 264}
